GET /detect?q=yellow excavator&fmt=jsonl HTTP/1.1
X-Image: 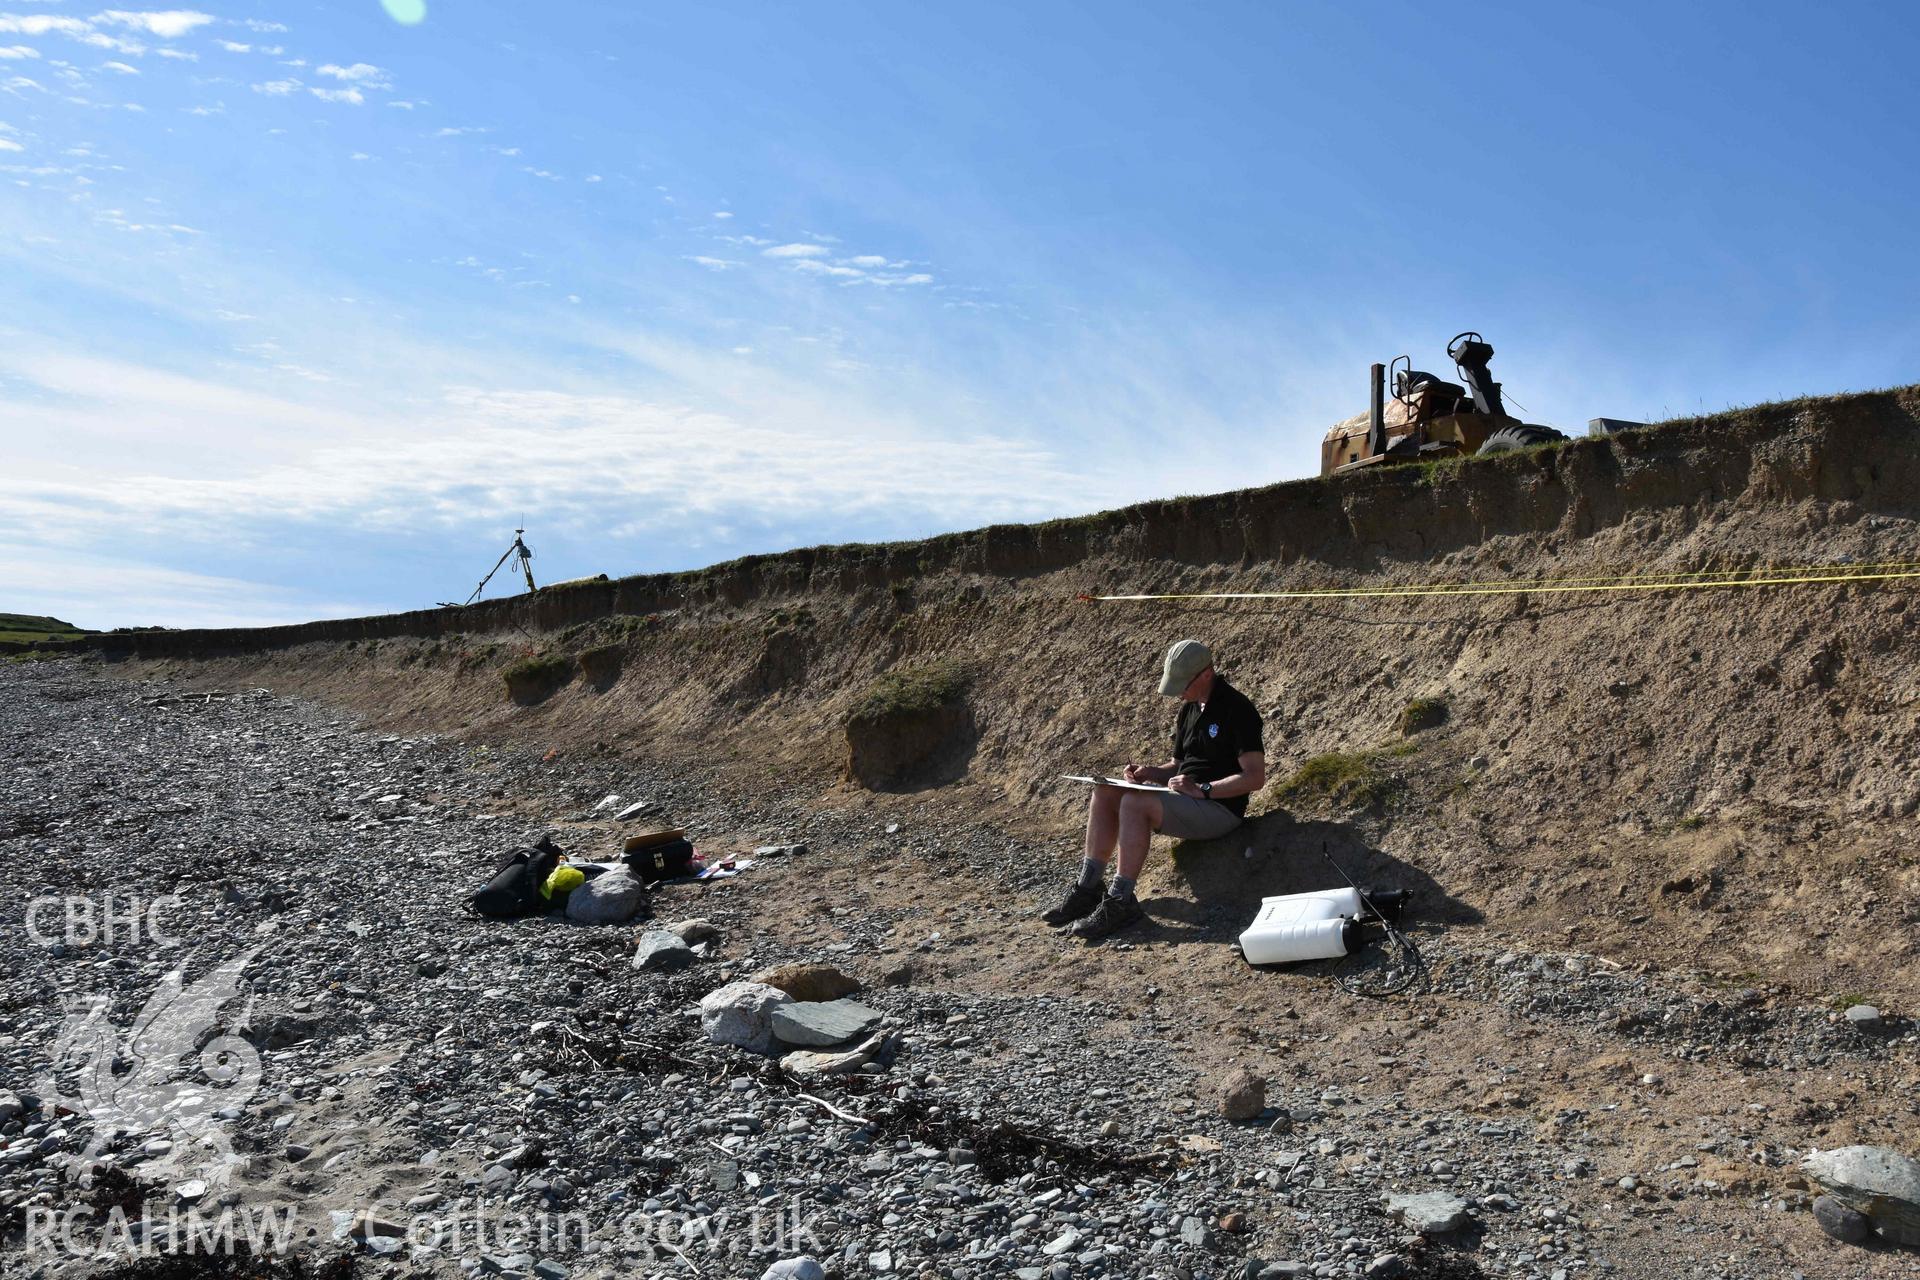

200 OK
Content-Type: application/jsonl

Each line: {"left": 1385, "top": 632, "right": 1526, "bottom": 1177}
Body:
{"left": 1320, "top": 331, "right": 1567, "bottom": 476}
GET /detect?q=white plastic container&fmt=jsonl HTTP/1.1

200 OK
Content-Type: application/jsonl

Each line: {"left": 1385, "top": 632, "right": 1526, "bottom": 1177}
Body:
{"left": 1239, "top": 886, "right": 1363, "bottom": 964}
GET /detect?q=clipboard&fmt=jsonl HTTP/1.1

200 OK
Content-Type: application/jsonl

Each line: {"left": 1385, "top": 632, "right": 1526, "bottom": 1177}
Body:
{"left": 1061, "top": 774, "right": 1168, "bottom": 792}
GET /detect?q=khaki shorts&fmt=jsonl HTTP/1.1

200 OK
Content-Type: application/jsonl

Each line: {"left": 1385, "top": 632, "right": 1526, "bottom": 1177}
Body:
{"left": 1157, "top": 792, "right": 1243, "bottom": 841}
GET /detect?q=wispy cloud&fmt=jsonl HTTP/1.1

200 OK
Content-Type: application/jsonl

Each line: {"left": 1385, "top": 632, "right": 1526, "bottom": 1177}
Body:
{"left": 762, "top": 242, "right": 830, "bottom": 259}
{"left": 0, "top": 44, "right": 40, "bottom": 59}
{"left": 216, "top": 39, "right": 248, "bottom": 52}
{"left": 101, "top": 59, "right": 138, "bottom": 74}
{"left": 251, "top": 77, "right": 298, "bottom": 95}
{"left": 310, "top": 85, "right": 361, "bottom": 105}
{"left": 685, "top": 255, "right": 739, "bottom": 271}
{"left": 316, "top": 61, "right": 387, "bottom": 87}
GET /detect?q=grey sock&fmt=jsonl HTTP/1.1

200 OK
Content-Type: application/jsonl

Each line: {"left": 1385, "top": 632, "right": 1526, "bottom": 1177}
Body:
{"left": 1110, "top": 874, "right": 1137, "bottom": 901}
{"left": 1077, "top": 857, "right": 1106, "bottom": 891}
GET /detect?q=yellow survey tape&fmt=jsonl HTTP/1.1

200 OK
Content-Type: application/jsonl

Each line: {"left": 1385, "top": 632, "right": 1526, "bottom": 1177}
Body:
{"left": 1082, "top": 559, "right": 1920, "bottom": 603}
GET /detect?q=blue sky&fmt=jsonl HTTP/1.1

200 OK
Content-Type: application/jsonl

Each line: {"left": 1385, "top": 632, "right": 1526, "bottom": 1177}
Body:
{"left": 3, "top": 1, "right": 1916, "bottom": 629}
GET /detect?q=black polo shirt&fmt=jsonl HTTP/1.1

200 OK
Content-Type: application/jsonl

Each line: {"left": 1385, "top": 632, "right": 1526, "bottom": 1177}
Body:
{"left": 1172, "top": 675, "right": 1265, "bottom": 817}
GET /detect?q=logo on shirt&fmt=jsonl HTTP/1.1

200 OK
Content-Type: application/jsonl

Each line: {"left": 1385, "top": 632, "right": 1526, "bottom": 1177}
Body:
{"left": 1207, "top": 722, "right": 1218, "bottom": 738}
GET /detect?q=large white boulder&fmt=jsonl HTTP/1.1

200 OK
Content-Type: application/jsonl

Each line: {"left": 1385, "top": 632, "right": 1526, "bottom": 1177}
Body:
{"left": 699, "top": 981, "right": 792, "bottom": 1055}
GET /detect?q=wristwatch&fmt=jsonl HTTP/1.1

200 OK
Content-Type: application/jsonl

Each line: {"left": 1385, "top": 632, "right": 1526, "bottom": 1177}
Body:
{"left": 1199, "top": 781, "right": 1212, "bottom": 798}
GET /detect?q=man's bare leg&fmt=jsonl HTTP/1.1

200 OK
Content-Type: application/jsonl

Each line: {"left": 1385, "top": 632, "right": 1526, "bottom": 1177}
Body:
{"left": 1069, "top": 793, "right": 1158, "bottom": 938}
{"left": 1044, "top": 786, "right": 1127, "bottom": 925}
{"left": 1114, "top": 791, "right": 1164, "bottom": 886}
{"left": 1084, "top": 784, "right": 1125, "bottom": 865}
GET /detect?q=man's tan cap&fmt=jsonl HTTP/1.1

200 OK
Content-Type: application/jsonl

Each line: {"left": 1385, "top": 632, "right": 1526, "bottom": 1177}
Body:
{"left": 1159, "top": 638, "right": 1213, "bottom": 696}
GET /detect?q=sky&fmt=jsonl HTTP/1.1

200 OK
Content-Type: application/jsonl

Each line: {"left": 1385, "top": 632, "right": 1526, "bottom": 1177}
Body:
{"left": 2, "top": 1, "right": 1917, "bottom": 629}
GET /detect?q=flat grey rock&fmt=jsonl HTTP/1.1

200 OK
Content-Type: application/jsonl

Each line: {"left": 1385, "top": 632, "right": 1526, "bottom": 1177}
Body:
{"left": 1383, "top": 1190, "right": 1472, "bottom": 1234}
{"left": 1845, "top": 1004, "right": 1884, "bottom": 1030}
{"left": 772, "top": 998, "right": 881, "bottom": 1047}
{"left": 566, "top": 868, "right": 645, "bottom": 924}
{"left": 631, "top": 930, "right": 695, "bottom": 972}
{"left": 1805, "top": 1146, "right": 1920, "bottom": 1245}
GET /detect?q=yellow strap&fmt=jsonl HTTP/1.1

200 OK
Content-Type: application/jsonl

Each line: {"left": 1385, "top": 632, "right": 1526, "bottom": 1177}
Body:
{"left": 1084, "top": 562, "right": 1920, "bottom": 603}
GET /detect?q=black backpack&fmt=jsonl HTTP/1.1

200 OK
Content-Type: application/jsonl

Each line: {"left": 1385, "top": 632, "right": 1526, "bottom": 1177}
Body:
{"left": 623, "top": 830, "right": 698, "bottom": 883}
{"left": 469, "top": 835, "right": 564, "bottom": 918}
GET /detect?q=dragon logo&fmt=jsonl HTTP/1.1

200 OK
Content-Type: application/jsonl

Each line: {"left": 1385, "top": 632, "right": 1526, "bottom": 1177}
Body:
{"left": 39, "top": 947, "right": 265, "bottom": 1190}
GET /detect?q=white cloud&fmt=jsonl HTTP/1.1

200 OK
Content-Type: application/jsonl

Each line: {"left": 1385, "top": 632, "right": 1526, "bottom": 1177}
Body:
{"left": 845, "top": 255, "right": 890, "bottom": 268}
{"left": 492, "top": 144, "right": 519, "bottom": 156}
{"left": 251, "top": 77, "right": 298, "bottom": 95}
{"left": 96, "top": 11, "right": 215, "bottom": 40}
{"left": 154, "top": 46, "right": 193, "bottom": 59}
{"left": 521, "top": 166, "right": 558, "bottom": 180}
{"left": 712, "top": 210, "right": 732, "bottom": 219}
{"left": 310, "top": 86, "right": 362, "bottom": 104}
{"left": 685, "top": 255, "right": 739, "bottom": 271}
{"left": 793, "top": 259, "right": 863, "bottom": 278}
{"left": 583, "top": 173, "right": 600, "bottom": 182}
{"left": 0, "top": 45, "right": 40, "bottom": 59}
{"left": 0, "top": 136, "right": 22, "bottom": 152}
{"left": 241, "top": 18, "right": 287, "bottom": 33}
{"left": 0, "top": 17, "right": 92, "bottom": 38}
{"left": 316, "top": 61, "right": 388, "bottom": 87}
{"left": 386, "top": 98, "right": 415, "bottom": 109}
{"left": 0, "top": 373, "right": 1101, "bottom": 564}
{"left": 182, "top": 101, "right": 221, "bottom": 114}
{"left": 77, "top": 31, "right": 144, "bottom": 55}
{"left": 102, "top": 59, "right": 138, "bottom": 74}
{"left": 763, "top": 243, "right": 829, "bottom": 259}
{"left": 435, "top": 124, "right": 485, "bottom": 136}
{"left": 216, "top": 39, "right": 248, "bottom": 52}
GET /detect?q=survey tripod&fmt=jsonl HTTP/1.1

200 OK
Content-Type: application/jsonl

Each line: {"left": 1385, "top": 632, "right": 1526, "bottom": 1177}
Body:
{"left": 462, "top": 529, "right": 537, "bottom": 606}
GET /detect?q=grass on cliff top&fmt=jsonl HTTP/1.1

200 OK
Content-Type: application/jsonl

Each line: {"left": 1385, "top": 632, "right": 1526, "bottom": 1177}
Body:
{"left": 0, "top": 612, "right": 89, "bottom": 644}
{"left": 852, "top": 660, "right": 969, "bottom": 722}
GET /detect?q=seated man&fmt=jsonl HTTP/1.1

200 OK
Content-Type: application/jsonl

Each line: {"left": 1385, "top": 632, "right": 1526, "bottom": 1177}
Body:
{"left": 1044, "top": 639, "right": 1266, "bottom": 939}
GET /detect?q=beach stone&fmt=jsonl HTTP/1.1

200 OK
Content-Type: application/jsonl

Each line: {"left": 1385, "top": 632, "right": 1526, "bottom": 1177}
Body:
{"left": 566, "top": 869, "right": 646, "bottom": 924}
{"left": 667, "top": 918, "right": 720, "bottom": 944}
{"left": 761, "top": 1261, "right": 825, "bottom": 1280}
{"left": 1218, "top": 1067, "right": 1266, "bottom": 1121}
{"left": 1813, "top": 1193, "right": 1873, "bottom": 1244}
{"left": 1384, "top": 1190, "right": 1472, "bottom": 1234}
{"left": 772, "top": 998, "right": 881, "bottom": 1047}
{"left": 781, "top": 1031, "right": 891, "bottom": 1077}
{"left": 753, "top": 962, "right": 861, "bottom": 1002}
{"left": 700, "top": 982, "right": 793, "bottom": 1055}
{"left": 1805, "top": 1146, "right": 1920, "bottom": 1245}
{"left": 632, "top": 931, "right": 695, "bottom": 972}
{"left": 1845, "top": 1004, "right": 1884, "bottom": 1031}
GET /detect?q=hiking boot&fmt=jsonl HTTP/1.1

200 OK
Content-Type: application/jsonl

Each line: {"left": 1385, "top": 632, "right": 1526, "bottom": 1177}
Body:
{"left": 1041, "top": 882, "right": 1104, "bottom": 927}
{"left": 1071, "top": 892, "right": 1145, "bottom": 940}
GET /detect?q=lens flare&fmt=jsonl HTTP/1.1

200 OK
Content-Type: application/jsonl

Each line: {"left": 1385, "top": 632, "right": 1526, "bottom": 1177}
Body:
{"left": 381, "top": 0, "right": 427, "bottom": 25}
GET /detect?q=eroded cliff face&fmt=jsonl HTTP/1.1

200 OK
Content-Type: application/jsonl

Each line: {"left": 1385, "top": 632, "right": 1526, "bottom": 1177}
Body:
{"left": 78, "top": 385, "right": 1920, "bottom": 995}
